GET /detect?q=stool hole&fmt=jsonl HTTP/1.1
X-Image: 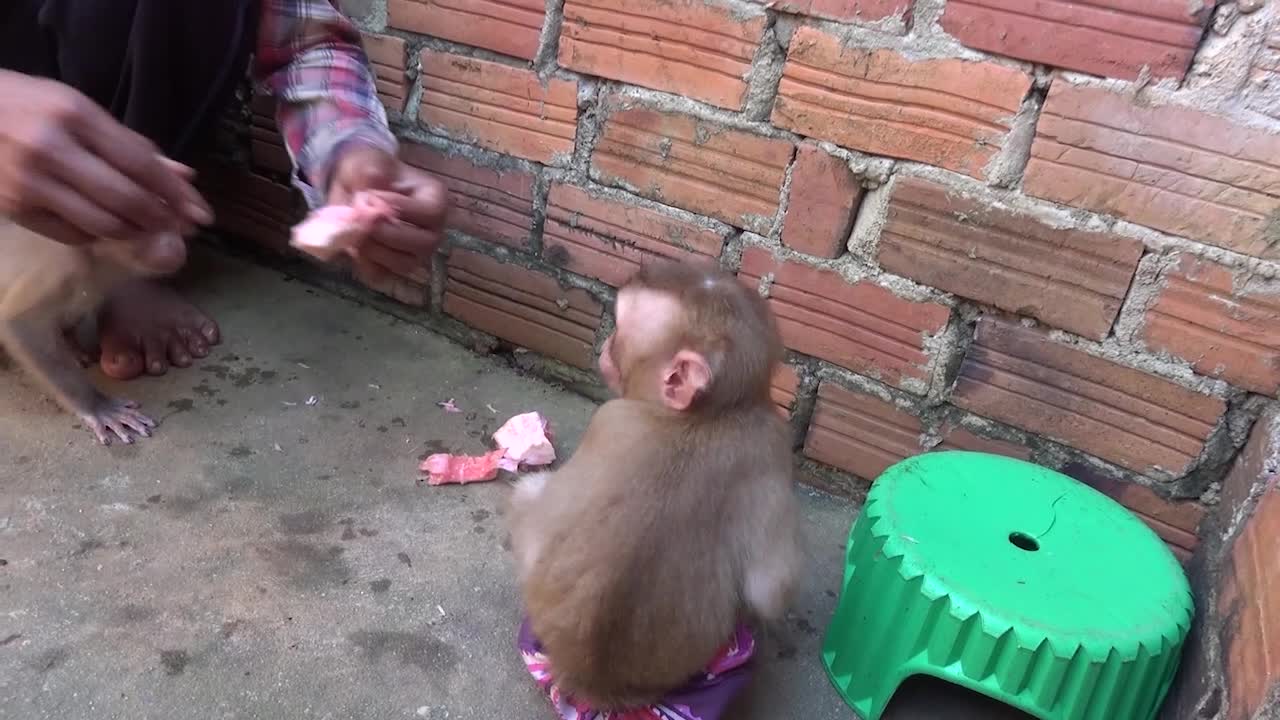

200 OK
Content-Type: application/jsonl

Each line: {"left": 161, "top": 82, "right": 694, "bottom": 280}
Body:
{"left": 1008, "top": 532, "right": 1039, "bottom": 552}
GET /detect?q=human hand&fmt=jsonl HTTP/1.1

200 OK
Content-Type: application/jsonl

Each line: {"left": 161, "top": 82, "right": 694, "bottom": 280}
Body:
{"left": 327, "top": 144, "right": 448, "bottom": 286}
{"left": 0, "top": 70, "right": 213, "bottom": 245}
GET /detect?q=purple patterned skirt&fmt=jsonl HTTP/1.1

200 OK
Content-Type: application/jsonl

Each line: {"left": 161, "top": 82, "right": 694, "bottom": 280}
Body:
{"left": 518, "top": 619, "right": 756, "bottom": 720}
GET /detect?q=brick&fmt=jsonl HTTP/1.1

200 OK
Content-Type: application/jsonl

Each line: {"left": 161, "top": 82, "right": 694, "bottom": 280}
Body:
{"left": 878, "top": 176, "right": 1143, "bottom": 340}
{"left": 751, "top": 0, "right": 912, "bottom": 26}
{"left": 941, "top": 0, "right": 1211, "bottom": 82}
{"left": 362, "top": 32, "right": 409, "bottom": 112}
{"left": 592, "top": 104, "right": 792, "bottom": 233}
{"left": 1024, "top": 82, "right": 1280, "bottom": 259}
{"left": 401, "top": 143, "right": 536, "bottom": 250}
{"left": 419, "top": 51, "right": 578, "bottom": 165}
{"left": 1215, "top": 408, "right": 1280, "bottom": 720}
{"left": 249, "top": 95, "right": 291, "bottom": 178}
{"left": 1060, "top": 462, "right": 1204, "bottom": 561}
{"left": 542, "top": 184, "right": 727, "bottom": 287}
{"left": 1221, "top": 486, "right": 1280, "bottom": 720}
{"left": 200, "top": 167, "right": 301, "bottom": 254}
{"left": 1141, "top": 255, "right": 1280, "bottom": 396}
{"left": 739, "top": 247, "right": 951, "bottom": 392}
{"left": 804, "top": 382, "right": 923, "bottom": 480}
{"left": 935, "top": 424, "right": 1032, "bottom": 461}
{"left": 772, "top": 364, "right": 801, "bottom": 419}
{"left": 560, "top": 0, "right": 767, "bottom": 111}
{"left": 443, "top": 250, "right": 603, "bottom": 368}
{"left": 773, "top": 26, "right": 1032, "bottom": 180}
{"left": 1220, "top": 409, "right": 1280, "bottom": 535}
{"left": 780, "top": 144, "right": 862, "bottom": 259}
{"left": 953, "top": 318, "right": 1226, "bottom": 477}
{"left": 388, "top": 0, "right": 546, "bottom": 61}
{"left": 354, "top": 264, "right": 430, "bottom": 307}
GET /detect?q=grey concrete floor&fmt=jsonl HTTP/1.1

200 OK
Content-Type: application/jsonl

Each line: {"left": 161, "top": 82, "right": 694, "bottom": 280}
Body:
{"left": 0, "top": 252, "right": 860, "bottom": 720}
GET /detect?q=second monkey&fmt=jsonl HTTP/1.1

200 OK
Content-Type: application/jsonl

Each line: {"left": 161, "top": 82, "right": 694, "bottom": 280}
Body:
{"left": 506, "top": 259, "right": 803, "bottom": 718}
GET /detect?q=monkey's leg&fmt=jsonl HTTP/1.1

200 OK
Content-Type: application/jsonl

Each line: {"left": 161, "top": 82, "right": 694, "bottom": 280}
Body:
{"left": 0, "top": 315, "right": 156, "bottom": 445}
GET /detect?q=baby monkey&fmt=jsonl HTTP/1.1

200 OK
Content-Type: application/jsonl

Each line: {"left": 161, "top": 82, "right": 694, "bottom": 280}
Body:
{"left": 0, "top": 219, "right": 187, "bottom": 444}
{"left": 507, "top": 259, "right": 802, "bottom": 713}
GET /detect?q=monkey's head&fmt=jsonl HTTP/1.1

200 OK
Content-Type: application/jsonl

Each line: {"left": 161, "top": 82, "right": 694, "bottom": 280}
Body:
{"left": 599, "top": 259, "right": 783, "bottom": 413}
{"left": 89, "top": 232, "right": 188, "bottom": 278}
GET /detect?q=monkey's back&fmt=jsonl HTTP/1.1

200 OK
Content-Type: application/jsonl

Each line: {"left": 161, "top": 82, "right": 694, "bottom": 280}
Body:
{"left": 525, "top": 398, "right": 793, "bottom": 709}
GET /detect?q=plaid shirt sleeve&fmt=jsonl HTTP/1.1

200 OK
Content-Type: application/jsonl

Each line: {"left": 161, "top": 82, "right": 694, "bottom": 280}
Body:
{"left": 253, "top": 0, "right": 398, "bottom": 207}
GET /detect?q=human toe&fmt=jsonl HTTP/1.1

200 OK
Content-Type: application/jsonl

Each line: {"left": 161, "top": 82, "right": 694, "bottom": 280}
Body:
{"left": 178, "top": 327, "right": 210, "bottom": 358}
{"left": 98, "top": 334, "right": 145, "bottom": 381}
{"left": 199, "top": 319, "right": 220, "bottom": 345}
{"left": 143, "top": 336, "right": 169, "bottom": 376}
{"left": 168, "top": 336, "right": 192, "bottom": 367}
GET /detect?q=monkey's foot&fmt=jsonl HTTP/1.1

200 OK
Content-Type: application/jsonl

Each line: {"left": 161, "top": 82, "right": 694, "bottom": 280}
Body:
{"left": 95, "top": 280, "right": 220, "bottom": 379}
{"left": 82, "top": 398, "right": 156, "bottom": 445}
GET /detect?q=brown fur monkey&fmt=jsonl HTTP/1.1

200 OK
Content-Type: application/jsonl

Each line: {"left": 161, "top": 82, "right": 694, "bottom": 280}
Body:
{"left": 506, "top": 259, "right": 803, "bottom": 711}
{"left": 0, "top": 219, "right": 186, "bottom": 445}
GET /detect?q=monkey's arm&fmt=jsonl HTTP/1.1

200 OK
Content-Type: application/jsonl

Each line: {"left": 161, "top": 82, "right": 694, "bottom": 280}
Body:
{"left": 506, "top": 471, "right": 552, "bottom": 582}
{"left": 739, "top": 473, "right": 803, "bottom": 621}
{"left": 1, "top": 313, "right": 102, "bottom": 416}
{"left": 505, "top": 402, "right": 641, "bottom": 582}
{"left": 0, "top": 313, "right": 154, "bottom": 444}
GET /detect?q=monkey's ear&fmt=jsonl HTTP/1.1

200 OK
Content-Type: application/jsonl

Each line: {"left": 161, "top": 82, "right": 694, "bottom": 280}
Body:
{"left": 662, "top": 350, "right": 712, "bottom": 411}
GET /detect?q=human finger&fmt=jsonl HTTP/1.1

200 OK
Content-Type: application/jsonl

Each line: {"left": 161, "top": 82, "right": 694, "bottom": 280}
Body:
{"left": 161, "top": 158, "right": 197, "bottom": 181}
{"left": 46, "top": 141, "right": 187, "bottom": 235}
{"left": 69, "top": 103, "right": 213, "bottom": 226}
{"left": 16, "top": 173, "right": 129, "bottom": 240}
{"left": 367, "top": 220, "right": 444, "bottom": 258}
{"left": 370, "top": 180, "right": 448, "bottom": 231}
{"left": 12, "top": 209, "right": 95, "bottom": 245}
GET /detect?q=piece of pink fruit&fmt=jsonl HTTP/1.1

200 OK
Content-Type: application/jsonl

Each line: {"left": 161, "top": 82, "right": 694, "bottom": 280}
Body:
{"left": 493, "top": 412, "right": 556, "bottom": 467}
{"left": 420, "top": 449, "right": 507, "bottom": 486}
{"left": 418, "top": 411, "right": 557, "bottom": 487}
{"left": 290, "top": 191, "right": 397, "bottom": 261}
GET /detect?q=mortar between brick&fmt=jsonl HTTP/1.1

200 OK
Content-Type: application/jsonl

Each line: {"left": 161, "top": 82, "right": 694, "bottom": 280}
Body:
{"left": 738, "top": 232, "right": 954, "bottom": 306}
{"left": 743, "top": 23, "right": 786, "bottom": 122}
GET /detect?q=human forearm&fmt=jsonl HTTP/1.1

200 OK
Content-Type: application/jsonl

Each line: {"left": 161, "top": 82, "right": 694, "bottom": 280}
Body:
{"left": 252, "top": 0, "right": 397, "bottom": 206}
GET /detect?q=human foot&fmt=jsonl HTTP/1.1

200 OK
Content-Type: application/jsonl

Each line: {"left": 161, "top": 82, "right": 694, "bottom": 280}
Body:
{"left": 95, "top": 279, "right": 220, "bottom": 380}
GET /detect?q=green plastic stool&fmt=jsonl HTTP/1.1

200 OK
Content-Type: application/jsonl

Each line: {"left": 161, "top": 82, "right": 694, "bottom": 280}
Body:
{"left": 822, "top": 452, "right": 1193, "bottom": 720}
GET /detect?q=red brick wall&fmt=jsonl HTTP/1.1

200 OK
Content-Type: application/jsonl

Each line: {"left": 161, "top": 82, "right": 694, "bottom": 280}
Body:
{"left": 1162, "top": 408, "right": 1280, "bottom": 720}
{"left": 211, "top": 2, "right": 1280, "bottom": 580}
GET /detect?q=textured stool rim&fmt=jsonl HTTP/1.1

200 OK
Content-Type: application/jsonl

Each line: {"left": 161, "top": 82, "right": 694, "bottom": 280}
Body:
{"left": 821, "top": 451, "right": 1194, "bottom": 720}
{"left": 871, "top": 452, "right": 1192, "bottom": 655}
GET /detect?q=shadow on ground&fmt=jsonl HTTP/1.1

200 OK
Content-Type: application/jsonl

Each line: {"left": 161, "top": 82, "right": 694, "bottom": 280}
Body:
{"left": 0, "top": 251, "right": 858, "bottom": 719}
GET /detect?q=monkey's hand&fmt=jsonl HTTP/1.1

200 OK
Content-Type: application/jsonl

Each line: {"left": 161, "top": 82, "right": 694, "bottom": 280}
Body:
{"left": 82, "top": 395, "right": 156, "bottom": 446}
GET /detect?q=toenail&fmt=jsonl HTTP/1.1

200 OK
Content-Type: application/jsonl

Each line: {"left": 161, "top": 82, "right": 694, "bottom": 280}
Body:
{"left": 150, "top": 361, "right": 163, "bottom": 372}
{"left": 114, "top": 354, "right": 131, "bottom": 366}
